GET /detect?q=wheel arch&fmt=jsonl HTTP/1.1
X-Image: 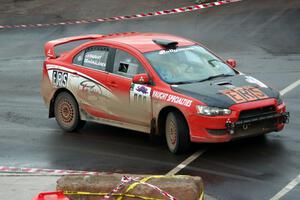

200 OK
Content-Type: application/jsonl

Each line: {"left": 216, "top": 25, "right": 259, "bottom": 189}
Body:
{"left": 156, "top": 106, "right": 190, "bottom": 137}
{"left": 49, "top": 88, "right": 79, "bottom": 118}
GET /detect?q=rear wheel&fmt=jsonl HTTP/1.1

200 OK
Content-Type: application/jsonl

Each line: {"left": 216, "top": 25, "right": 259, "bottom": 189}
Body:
{"left": 54, "top": 92, "right": 85, "bottom": 132}
{"left": 165, "top": 111, "right": 190, "bottom": 154}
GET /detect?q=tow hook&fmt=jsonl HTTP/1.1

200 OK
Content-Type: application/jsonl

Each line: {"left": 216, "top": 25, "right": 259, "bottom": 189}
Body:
{"left": 225, "top": 119, "right": 235, "bottom": 135}
{"left": 282, "top": 112, "right": 290, "bottom": 124}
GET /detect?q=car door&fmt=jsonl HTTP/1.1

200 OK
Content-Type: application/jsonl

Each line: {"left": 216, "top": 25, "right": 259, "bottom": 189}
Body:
{"left": 106, "top": 48, "right": 153, "bottom": 131}
{"left": 70, "top": 45, "right": 117, "bottom": 120}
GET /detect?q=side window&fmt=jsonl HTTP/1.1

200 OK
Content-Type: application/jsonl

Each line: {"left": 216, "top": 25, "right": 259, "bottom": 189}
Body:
{"left": 83, "top": 46, "right": 109, "bottom": 70}
{"left": 113, "top": 49, "right": 145, "bottom": 78}
{"left": 73, "top": 50, "right": 85, "bottom": 66}
{"left": 73, "top": 46, "right": 109, "bottom": 70}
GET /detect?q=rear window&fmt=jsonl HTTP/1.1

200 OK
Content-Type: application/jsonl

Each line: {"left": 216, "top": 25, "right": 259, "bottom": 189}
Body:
{"left": 73, "top": 46, "right": 109, "bottom": 71}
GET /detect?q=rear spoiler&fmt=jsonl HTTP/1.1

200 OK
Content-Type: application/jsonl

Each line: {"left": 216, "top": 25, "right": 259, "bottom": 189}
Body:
{"left": 44, "top": 34, "right": 103, "bottom": 59}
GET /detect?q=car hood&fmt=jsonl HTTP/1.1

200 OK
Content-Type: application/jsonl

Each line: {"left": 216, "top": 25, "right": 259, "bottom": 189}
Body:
{"left": 171, "top": 75, "right": 280, "bottom": 108}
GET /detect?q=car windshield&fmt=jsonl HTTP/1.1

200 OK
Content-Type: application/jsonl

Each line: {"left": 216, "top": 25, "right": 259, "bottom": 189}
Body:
{"left": 144, "top": 45, "right": 236, "bottom": 84}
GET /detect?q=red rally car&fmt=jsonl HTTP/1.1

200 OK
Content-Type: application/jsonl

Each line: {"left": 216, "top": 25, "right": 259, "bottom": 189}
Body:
{"left": 41, "top": 32, "right": 289, "bottom": 154}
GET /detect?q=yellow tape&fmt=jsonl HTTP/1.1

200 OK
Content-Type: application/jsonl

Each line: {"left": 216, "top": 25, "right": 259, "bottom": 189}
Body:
{"left": 199, "top": 182, "right": 205, "bottom": 200}
{"left": 64, "top": 175, "right": 205, "bottom": 200}
{"left": 118, "top": 175, "right": 165, "bottom": 200}
{"left": 198, "top": 191, "right": 204, "bottom": 200}
{"left": 64, "top": 191, "right": 164, "bottom": 200}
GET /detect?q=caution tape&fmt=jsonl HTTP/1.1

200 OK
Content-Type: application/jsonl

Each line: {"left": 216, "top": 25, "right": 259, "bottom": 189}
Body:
{"left": 0, "top": 0, "right": 241, "bottom": 29}
{"left": 0, "top": 166, "right": 103, "bottom": 175}
{"left": 117, "top": 176, "right": 177, "bottom": 200}
{"left": 62, "top": 175, "right": 204, "bottom": 200}
{"left": 64, "top": 191, "right": 164, "bottom": 200}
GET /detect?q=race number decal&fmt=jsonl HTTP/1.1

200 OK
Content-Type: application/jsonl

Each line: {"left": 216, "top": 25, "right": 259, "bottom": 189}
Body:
{"left": 130, "top": 84, "right": 151, "bottom": 104}
{"left": 222, "top": 86, "right": 268, "bottom": 103}
{"left": 52, "top": 70, "right": 68, "bottom": 87}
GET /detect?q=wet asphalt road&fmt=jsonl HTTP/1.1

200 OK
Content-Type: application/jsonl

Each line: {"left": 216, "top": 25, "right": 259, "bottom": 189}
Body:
{"left": 0, "top": 0, "right": 300, "bottom": 199}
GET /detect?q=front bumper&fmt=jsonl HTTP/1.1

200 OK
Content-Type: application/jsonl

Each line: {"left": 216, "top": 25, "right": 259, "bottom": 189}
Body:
{"left": 225, "top": 112, "right": 290, "bottom": 135}
{"left": 188, "top": 99, "right": 289, "bottom": 143}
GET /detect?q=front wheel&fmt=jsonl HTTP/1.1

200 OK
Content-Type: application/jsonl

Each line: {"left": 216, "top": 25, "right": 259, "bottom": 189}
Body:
{"left": 165, "top": 111, "right": 191, "bottom": 154}
{"left": 54, "top": 92, "right": 85, "bottom": 132}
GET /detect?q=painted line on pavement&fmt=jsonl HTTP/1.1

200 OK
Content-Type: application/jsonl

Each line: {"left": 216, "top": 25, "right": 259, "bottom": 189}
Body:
{"left": 270, "top": 174, "right": 300, "bottom": 200}
{"left": 165, "top": 150, "right": 216, "bottom": 199}
{"left": 165, "top": 150, "right": 206, "bottom": 176}
{"left": 280, "top": 79, "right": 300, "bottom": 96}
{"left": 164, "top": 79, "right": 300, "bottom": 199}
{"left": 268, "top": 79, "right": 300, "bottom": 199}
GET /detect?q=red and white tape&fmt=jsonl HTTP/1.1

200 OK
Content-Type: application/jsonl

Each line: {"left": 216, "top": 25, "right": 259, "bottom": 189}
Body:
{"left": 104, "top": 176, "right": 177, "bottom": 200}
{"left": 104, "top": 176, "right": 141, "bottom": 199}
{"left": 0, "top": 0, "right": 241, "bottom": 29}
{"left": 0, "top": 166, "right": 104, "bottom": 176}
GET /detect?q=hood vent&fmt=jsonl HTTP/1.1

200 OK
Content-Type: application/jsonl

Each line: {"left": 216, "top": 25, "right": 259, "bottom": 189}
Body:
{"left": 215, "top": 81, "right": 232, "bottom": 86}
{"left": 215, "top": 81, "right": 235, "bottom": 89}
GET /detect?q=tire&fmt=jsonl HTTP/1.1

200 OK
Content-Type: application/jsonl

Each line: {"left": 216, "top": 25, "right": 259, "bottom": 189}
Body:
{"left": 165, "top": 111, "right": 191, "bottom": 154}
{"left": 54, "top": 92, "right": 85, "bottom": 132}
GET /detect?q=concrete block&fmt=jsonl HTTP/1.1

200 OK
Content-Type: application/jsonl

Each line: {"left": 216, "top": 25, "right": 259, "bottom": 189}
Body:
{"left": 57, "top": 174, "right": 204, "bottom": 200}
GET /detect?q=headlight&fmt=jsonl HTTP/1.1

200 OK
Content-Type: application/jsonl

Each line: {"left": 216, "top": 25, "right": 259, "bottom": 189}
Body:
{"left": 196, "top": 105, "right": 231, "bottom": 116}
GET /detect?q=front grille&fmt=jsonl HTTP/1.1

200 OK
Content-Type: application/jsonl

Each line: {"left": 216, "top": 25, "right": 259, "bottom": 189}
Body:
{"left": 231, "top": 105, "right": 278, "bottom": 137}
{"left": 235, "top": 119, "right": 277, "bottom": 137}
{"left": 239, "top": 106, "right": 276, "bottom": 120}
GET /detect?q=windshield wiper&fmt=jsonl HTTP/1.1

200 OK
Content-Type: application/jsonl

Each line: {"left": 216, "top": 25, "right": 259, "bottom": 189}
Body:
{"left": 170, "top": 74, "right": 234, "bottom": 85}
{"left": 170, "top": 81, "right": 196, "bottom": 85}
{"left": 199, "top": 74, "right": 234, "bottom": 82}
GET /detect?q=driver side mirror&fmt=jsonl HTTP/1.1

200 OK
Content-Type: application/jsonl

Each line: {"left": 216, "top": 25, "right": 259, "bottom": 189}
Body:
{"left": 226, "top": 59, "right": 237, "bottom": 68}
{"left": 132, "top": 73, "right": 150, "bottom": 84}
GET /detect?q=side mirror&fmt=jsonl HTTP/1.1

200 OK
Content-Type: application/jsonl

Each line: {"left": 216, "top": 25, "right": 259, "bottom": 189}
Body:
{"left": 132, "top": 73, "right": 150, "bottom": 84}
{"left": 226, "top": 59, "right": 237, "bottom": 68}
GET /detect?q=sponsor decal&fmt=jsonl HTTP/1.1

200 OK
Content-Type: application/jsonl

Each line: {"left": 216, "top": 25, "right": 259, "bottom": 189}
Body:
{"left": 245, "top": 76, "right": 268, "bottom": 88}
{"left": 78, "top": 80, "right": 102, "bottom": 100}
{"left": 222, "top": 86, "right": 268, "bottom": 103}
{"left": 84, "top": 53, "right": 106, "bottom": 67}
{"left": 152, "top": 90, "right": 192, "bottom": 107}
{"left": 46, "top": 64, "right": 110, "bottom": 91}
{"left": 136, "top": 85, "right": 149, "bottom": 94}
{"left": 130, "top": 84, "right": 151, "bottom": 104}
{"left": 158, "top": 47, "right": 194, "bottom": 55}
{"left": 52, "top": 70, "right": 68, "bottom": 87}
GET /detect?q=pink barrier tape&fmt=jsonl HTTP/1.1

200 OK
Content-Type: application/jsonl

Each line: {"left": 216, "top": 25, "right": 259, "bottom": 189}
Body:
{"left": 0, "top": 166, "right": 103, "bottom": 175}
{"left": 0, "top": 0, "right": 241, "bottom": 29}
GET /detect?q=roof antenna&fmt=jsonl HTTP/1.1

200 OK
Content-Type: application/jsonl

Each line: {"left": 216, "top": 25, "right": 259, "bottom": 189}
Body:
{"left": 152, "top": 39, "right": 178, "bottom": 49}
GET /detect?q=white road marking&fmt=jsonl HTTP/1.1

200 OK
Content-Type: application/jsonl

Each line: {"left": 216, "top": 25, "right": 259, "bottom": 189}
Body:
{"left": 270, "top": 174, "right": 300, "bottom": 200}
{"left": 280, "top": 79, "right": 300, "bottom": 96}
{"left": 163, "top": 80, "right": 300, "bottom": 199}
{"left": 165, "top": 150, "right": 217, "bottom": 199}
{"left": 269, "top": 80, "right": 300, "bottom": 199}
{"left": 165, "top": 150, "right": 206, "bottom": 176}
